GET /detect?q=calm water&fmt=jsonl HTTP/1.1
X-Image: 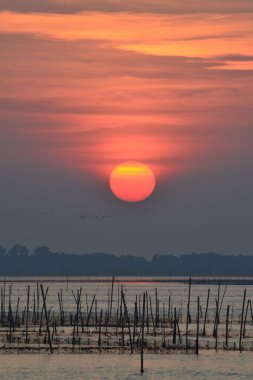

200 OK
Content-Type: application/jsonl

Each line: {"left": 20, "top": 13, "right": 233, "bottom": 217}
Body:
{"left": 0, "top": 352, "right": 252, "bottom": 380}
{"left": 1, "top": 280, "right": 253, "bottom": 379}
{"left": 4, "top": 280, "right": 253, "bottom": 321}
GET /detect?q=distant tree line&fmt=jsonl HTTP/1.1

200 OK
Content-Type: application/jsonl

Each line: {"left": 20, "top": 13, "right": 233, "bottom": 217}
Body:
{"left": 0, "top": 244, "right": 253, "bottom": 276}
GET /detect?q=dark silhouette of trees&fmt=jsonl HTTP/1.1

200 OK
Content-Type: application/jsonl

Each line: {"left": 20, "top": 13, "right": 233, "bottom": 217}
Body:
{"left": 9, "top": 244, "right": 29, "bottom": 257}
{"left": 0, "top": 244, "right": 252, "bottom": 276}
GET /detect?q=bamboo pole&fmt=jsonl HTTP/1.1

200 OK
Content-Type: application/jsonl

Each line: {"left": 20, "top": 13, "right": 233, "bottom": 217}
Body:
{"left": 176, "top": 309, "right": 181, "bottom": 344}
{"left": 239, "top": 289, "right": 246, "bottom": 352}
{"left": 149, "top": 296, "right": 156, "bottom": 336}
{"left": 217, "top": 283, "right": 220, "bottom": 324}
{"left": 202, "top": 288, "right": 210, "bottom": 336}
{"left": 121, "top": 291, "right": 133, "bottom": 354}
{"left": 14, "top": 297, "right": 20, "bottom": 327}
{"left": 168, "top": 295, "right": 171, "bottom": 321}
{"left": 140, "top": 292, "right": 145, "bottom": 374}
{"left": 133, "top": 300, "right": 138, "bottom": 345}
{"left": 186, "top": 278, "right": 192, "bottom": 348}
{"left": 218, "top": 285, "right": 227, "bottom": 319}
{"left": 98, "top": 309, "right": 103, "bottom": 353}
{"left": 32, "top": 292, "right": 36, "bottom": 323}
{"left": 225, "top": 305, "right": 230, "bottom": 348}
{"left": 155, "top": 288, "right": 158, "bottom": 327}
{"left": 146, "top": 291, "right": 149, "bottom": 332}
{"left": 86, "top": 294, "right": 96, "bottom": 328}
{"left": 196, "top": 297, "right": 200, "bottom": 355}
{"left": 173, "top": 307, "right": 177, "bottom": 345}
{"left": 120, "top": 305, "right": 124, "bottom": 347}
{"left": 109, "top": 276, "right": 114, "bottom": 319}
{"left": 243, "top": 299, "right": 250, "bottom": 338}
{"left": 40, "top": 284, "right": 53, "bottom": 354}
{"left": 215, "top": 299, "right": 219, "bottom": 351}
{"left": 36, "top": 283, "right": 40, "bottom": 323}
{"left": 187, "top": 278, "right": 192, "bottom": 323}
{"left": 25, "top": 285, "right": 30, "bottom": 344}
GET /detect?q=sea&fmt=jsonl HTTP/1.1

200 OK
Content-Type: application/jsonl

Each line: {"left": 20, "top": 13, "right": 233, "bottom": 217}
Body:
{"left": 0, "top": 278, "right": 253, "bottom": 379}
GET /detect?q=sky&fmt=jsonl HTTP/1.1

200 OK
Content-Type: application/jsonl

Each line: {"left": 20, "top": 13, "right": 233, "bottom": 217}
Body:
{"left": 0, "top": 0, "right": 253, "bottom": 257}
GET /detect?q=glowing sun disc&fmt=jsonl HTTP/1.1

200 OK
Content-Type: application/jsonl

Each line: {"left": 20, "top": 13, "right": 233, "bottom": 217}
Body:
{"left": 110, "top": 161, "right": 156, "bottom": 202}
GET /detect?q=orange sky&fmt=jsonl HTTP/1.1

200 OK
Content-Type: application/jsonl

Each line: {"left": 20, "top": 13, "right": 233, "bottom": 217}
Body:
{"left": 1, "top": 1, "right": 253, "bottom": 255}
{"left": 0, "top": 6, "right": 253, "bottom": 181}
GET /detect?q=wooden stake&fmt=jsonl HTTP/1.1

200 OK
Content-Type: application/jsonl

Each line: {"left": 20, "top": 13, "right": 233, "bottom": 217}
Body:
{"left": 239, "top": 289, "right": 246, "bottom": 352}
{"left": 186, "top": 278, "right": 192, "bottom": 348}
{"left": 98, "top": 309, "right": 103, "bottom": 353}
{"left": 243, "top": 299, "right": 250, "bottom": 338}
{"left": 121, "top": 291, "right": 133, "bottom": 354}
{"left": 140, "top": 292, "right": 145, "bottom": 374}
{"left": 215, "top": 299, "right": 219, "bottom": 351}
{"left": 202, "top": 288, "right": 210, "bottom": 336}
{"left": 25, "top": 285, "right": 30, "bottom": 344}
{"left": 86, "top": 294, "right": 96, "bottom": 327}
{"left": 173, "top": 307, "right": 177, "bottom": 345}
{"left": 109, "top": 276, "right": 114, "bottom": 318}
{"left": 196, "top": 297, "right": 200, "bottom": 355}
{"left": 40, "top": 284, "right": 53, "bottom": 354}
{"left": 225, "top": 305, "right": 230, "bottom": 348}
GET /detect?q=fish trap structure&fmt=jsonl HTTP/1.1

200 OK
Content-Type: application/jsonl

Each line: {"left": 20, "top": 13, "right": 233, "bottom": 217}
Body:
{"left": 0, "top": 279, "right": 253, "bottom": 362}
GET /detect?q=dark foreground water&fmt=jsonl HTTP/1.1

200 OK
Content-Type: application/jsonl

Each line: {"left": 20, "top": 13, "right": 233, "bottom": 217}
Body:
{"left": 0, "top": 352, "right": 252, "bottom": 380}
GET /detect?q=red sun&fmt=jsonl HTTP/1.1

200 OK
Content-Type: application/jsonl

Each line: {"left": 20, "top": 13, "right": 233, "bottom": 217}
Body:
{"left": 110, "top": 162, "right": 156, "bottom": 202}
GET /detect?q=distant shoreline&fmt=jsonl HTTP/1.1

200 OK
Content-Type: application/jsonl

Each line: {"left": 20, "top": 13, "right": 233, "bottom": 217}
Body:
{"left": 1, "top": 245, "right": 253, "bottom": 277}
{"left": 1, "top": 276, "right": 253, "bottom": 285}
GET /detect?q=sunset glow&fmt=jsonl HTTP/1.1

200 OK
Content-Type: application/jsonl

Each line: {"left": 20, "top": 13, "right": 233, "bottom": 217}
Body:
{"left": 1, "top": 0, "right": 253, "bottom": 257}
{"left": 110, "top": 162, "right": 156, "bottom": 202}
{"left": 1, "top": 6, "right": 252, "bottom": 184}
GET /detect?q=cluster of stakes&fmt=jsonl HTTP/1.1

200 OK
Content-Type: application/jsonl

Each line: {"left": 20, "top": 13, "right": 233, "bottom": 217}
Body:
{"left": 1, "top": 278, "right": 253, "bottom": 373}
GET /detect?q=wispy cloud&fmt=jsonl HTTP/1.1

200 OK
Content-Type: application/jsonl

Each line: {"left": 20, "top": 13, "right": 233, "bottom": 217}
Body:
{"left": 0, "top": 9, "right": 252, "bottom": 180}
{"left": 1, "top": 0, "right": 253, "bottom": 14}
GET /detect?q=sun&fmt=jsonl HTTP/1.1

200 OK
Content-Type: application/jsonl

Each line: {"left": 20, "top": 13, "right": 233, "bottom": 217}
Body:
{"left": 110, "top": 161, "right": 156, "bottom": 202}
